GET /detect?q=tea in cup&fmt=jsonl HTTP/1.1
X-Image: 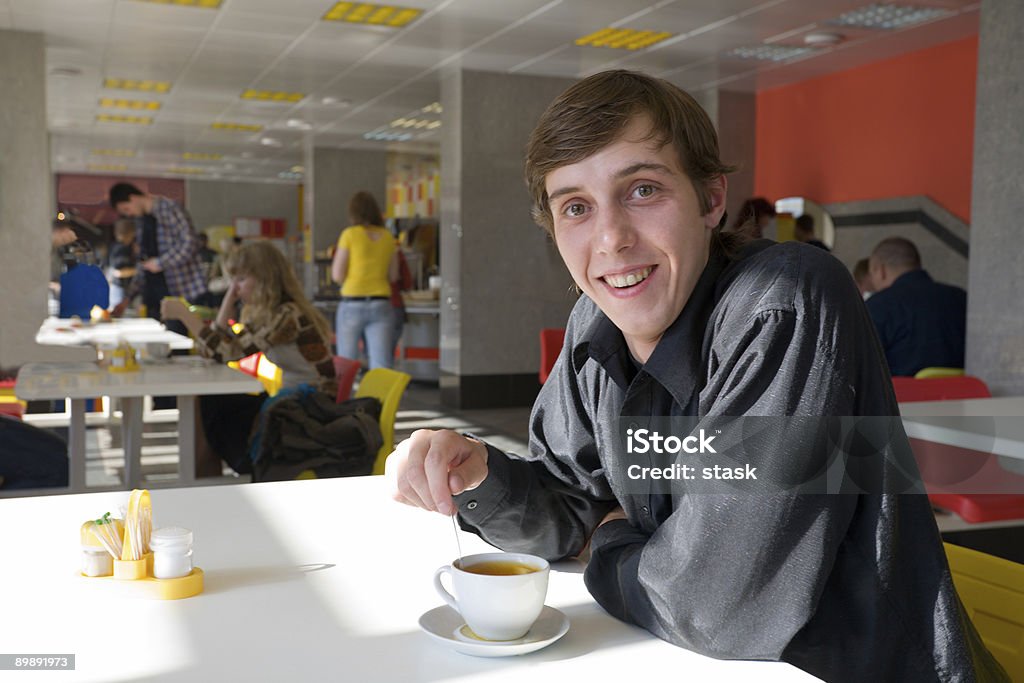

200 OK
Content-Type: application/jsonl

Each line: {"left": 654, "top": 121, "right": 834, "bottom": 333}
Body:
{"left": 433, "top": 552, "right": 549, "bottom": 641}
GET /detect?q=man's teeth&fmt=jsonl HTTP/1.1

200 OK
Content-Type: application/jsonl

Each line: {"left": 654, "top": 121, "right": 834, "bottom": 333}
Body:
{"left": 605, "top": 267, "right": 653, "bottom": 288}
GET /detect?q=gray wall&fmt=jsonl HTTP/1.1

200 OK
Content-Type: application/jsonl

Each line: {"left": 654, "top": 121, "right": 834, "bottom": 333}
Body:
{"left": 0, "top": 31, "right": 79, "bottom": 367}
{"left": 441, "top": 69, "right": 578, "bottom": 382}
{"left": 185, "top": 179, "right": 299, "bottom": 238}
{"left": 966, "top": 0, "right": 1024, "bottom": 395}
{"left": 310, "top": 148, "right": 387, "bottom": 254}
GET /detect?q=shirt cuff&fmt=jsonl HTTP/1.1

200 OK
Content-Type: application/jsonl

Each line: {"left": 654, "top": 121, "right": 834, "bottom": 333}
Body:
{"left": 452, "top": 441, "right": 510, "bottom": 526}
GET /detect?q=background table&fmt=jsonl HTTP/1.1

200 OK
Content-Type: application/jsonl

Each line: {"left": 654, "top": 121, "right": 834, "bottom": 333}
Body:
{"left": 15, "top": 358, "right": 261, "bottom": 491}
{"left": 900, "top": 397, "right": 1024, "bottom": 462}
{"left": 36, "top": 317, "right": 194, "bottom": 351}
{"left": 0, "top": 477, "right": 819, "bottom": 682}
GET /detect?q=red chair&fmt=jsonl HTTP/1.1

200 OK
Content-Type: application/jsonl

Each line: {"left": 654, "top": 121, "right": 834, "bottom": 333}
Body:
{"left": 892, "top": 375, "right": 991, "bottom": 403}
{"left": 895, "top": 376, "right": 1024, "bottom": 523}
{"left": 332, "top": 356, "right": 361, "bottom": 404}
{"left": 539, "top": 328, "right": 566, "bottom": 384}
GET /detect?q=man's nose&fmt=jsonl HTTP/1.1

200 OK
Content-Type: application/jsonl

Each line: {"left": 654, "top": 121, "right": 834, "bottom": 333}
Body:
{"left": 594, "top": 204, "right": 635, "bottom": 254}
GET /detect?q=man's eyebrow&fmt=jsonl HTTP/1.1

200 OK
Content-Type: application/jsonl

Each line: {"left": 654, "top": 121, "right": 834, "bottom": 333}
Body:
{"left": 615, "top": 161, "right": 676, "bottom": 178}
{"left": 548, "top": 162, "right": 677, "bottom": 204}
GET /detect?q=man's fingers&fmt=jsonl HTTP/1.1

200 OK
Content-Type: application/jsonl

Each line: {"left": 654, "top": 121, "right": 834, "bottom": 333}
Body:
{"left": 424, "top": 435, "right": 459, "bottom": 515}
{"left": 449, "top": 447, "right": 489, "bottom": 495}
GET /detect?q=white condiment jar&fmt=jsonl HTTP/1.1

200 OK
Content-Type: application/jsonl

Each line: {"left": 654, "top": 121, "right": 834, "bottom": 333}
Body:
{"left": 150, "top": 527, "right": 193, "bottom": 579}
{"left": 80, "top": 520, "right": 113, "bottom": 577}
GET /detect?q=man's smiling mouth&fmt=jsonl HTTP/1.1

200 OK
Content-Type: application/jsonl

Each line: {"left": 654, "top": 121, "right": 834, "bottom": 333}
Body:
{"left": 603, "top": 266, "right": 654, "bottom": 289}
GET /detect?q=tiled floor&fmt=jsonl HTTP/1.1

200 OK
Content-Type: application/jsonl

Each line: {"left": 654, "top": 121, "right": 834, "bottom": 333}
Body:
{"left": 65, "top": 380, "right": 533, "bottom": 489}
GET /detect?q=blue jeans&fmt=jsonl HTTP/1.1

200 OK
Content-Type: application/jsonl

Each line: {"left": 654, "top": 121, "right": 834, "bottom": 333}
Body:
{"left": 336, "top": 299, "right": 394, "bottom": 369}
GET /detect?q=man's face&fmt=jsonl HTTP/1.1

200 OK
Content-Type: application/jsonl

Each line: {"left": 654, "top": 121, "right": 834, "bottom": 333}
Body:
{"left": 115, "top": 196, "right": 144, "bottom": 217}
{"left": 546, "top": 116, "right": 726, "bottom": 362}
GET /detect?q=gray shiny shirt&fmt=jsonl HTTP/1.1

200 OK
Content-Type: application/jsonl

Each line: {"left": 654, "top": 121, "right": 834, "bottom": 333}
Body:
{"left": 455, "top": 240, "right": 1006, "bottom": 682}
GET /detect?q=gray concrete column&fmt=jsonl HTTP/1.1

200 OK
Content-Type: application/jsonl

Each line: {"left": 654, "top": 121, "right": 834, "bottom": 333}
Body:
{"left": 309, "top": 147, "right": 387, "bottom": 255}
{"left": 439, "top": 69, "right": 577, "bottom": 409}
{"left": 716, "top": 90, "right": 757, "bottom": 227}
{"left": 966, "top": 0, "right": 1024, "bottom": 394}
{"left": 0, "top": 30, "right": 63, "bottom": 368}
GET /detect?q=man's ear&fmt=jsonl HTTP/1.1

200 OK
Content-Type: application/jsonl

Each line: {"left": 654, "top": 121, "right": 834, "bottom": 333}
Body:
{"left": 703, "top": 175, "right": 728, "bottom": 230}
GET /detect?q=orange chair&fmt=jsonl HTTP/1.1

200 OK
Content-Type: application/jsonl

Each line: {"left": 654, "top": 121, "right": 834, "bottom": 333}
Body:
{"left": 332, "top": 356, "right": 361, "bottom": 403}
{"left": 895, "top": 375, "right": 1024, "bottom": 523}
{"left": 539, "top": 328, "right": 565, "bottom": 384}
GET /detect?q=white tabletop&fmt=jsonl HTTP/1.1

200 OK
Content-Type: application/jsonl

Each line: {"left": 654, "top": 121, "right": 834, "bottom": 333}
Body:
{"left": 900, "top": 397, "right": 1024, "bottom": 461}
{"left": 15, "top": 357, "right": 260, "bottom": 401}
{"left": 0, "top": 477, "right": 819, "bottom": 682}
{"left": 36, "top": 317, "right": 193, "bottom": 351}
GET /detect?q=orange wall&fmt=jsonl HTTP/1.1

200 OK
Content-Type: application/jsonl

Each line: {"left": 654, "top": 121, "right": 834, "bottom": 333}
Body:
{"left": 754, "top": 36, "right": 977, "bottom": 223}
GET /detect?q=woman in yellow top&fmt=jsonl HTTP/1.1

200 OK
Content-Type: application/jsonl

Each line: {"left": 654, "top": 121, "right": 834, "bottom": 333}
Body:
{"left": 332, "top": 191, "right": 399, "bottom": 369}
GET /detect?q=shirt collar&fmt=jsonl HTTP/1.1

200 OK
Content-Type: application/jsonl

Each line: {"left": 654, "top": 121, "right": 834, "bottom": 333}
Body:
{"left": 571, "top": 240, "right": 731, "bottom": 402}
{"left": 891, "top": 269, "right": 931, "bottom": 288}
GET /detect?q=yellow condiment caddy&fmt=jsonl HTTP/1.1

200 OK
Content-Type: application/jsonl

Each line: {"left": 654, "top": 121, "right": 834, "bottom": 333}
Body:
{"left": 79, "top": 489, "right": 203, "bottom": 600}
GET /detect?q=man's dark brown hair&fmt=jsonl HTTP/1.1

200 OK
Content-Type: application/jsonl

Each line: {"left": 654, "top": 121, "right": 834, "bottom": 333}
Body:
{"left": 525, "top": 70, "right": 737, "bottom": 240}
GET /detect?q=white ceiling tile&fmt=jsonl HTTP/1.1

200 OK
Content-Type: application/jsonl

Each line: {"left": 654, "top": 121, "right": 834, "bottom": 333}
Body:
{"left": 38, "top": 0, "right": 983, "bottom": 167}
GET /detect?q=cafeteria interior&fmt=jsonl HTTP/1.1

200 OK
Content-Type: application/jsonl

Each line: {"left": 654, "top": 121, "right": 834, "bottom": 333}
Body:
{"left": 1, "top": 1, "right": 1023, "bottom": 681}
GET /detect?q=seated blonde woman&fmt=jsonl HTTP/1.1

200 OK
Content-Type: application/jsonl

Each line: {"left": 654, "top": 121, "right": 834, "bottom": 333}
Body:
{"left": 162, "top": 240, "right": 336, "bottom": 477}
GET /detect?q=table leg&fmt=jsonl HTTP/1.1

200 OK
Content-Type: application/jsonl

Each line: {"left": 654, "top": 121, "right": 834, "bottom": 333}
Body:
{"left": 68, "top": 398, "right": 87, "bottom": 492}
{"left": 178, "top": 395, "right": 197, "bottom": 486}
{"left": 121, "top": 397, "right": 144, "bottom": 488}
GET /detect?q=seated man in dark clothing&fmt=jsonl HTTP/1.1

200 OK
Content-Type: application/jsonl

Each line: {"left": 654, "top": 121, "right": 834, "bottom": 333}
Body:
{"left": 385, "top": 71, "right": 1006, "bottom": 682}
{"left": 866, "top": 236, "right": 967, "bottom": 376}
{"left": 793, "top": 213, "right": 830, "bottom": 251}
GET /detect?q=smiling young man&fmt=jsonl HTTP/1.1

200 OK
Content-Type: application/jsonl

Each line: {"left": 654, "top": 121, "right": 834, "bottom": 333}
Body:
{"left": 386, "top": 71, "right": 1006, "bottom": 682}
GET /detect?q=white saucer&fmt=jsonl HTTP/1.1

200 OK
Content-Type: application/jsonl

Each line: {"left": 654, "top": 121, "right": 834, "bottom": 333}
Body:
{"left": 418, "top": 605, "right": 569, "bottom": 658}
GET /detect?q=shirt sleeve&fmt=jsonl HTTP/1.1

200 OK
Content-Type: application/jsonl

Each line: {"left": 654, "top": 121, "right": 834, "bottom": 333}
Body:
{"left": 584, "top": 305, "right": 861, "bottom": 660}
{"left": 155, "top": 200, "right": 198, "bottom": 270}
{"left": 454, "top": 303, "right": 619, "bottom": 561}
{"left": 195, "top": 303, "right": 302, "bottom": 363}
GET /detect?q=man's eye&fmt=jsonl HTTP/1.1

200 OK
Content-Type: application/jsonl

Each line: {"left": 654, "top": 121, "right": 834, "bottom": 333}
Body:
{"left": 565, "top": 203, "right": 586, "bottom": 217}
{"left": 634, "top": 184, "right": 655, "bottom": 198}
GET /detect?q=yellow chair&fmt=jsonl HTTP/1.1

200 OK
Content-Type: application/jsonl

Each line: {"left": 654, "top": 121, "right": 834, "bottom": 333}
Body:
{"left": 945, "top": 543, "right": 1024, "bottom": 680}
{"left": 354, "top": 368, "right": 411, "bottom": 475}
{"left": 915, "top": 367, "right": 965, "bottom": 379}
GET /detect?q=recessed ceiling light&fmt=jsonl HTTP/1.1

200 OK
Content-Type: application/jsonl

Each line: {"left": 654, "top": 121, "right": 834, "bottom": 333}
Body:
{"left": 320, "top": 96, "right": 351, "bottom": 107}
{"left": 575, "top": 28, "right": 672, "bottom": 50}
{"left": 182, "top": 152, "right": 222, "bottom": 160}
{"left": 168, "top": 166, "right": 206, "bottom": 175}
{"left": 828, "top": 3, "right": 952, "bottom": 30}
{"left": 322, "top": 2, "right": 422, "bottom": 27}
{"left": 104, "top": 78, "right": 171, "bottom": 93}
{"left": 87, "top": 163, "right": 128, "bottom": 172}
{"left": 725, "top": 44, "right": 816, "bottom": 62}
{"left": 241, "top": 89, "right": 305, "bottom": 103}
{"left": 259, "top": 136, "right": 282, "bottom": 147}
{"left": 96, "top": 114, "right": 153, "bottom": 125}
{"left": 99, "top": 98, "right": 161, "bottom": 111}
{"left": 130, "top": 0, "right": 222, "bottom": 8}
{"left": 93, "top": 149, "right": 136, "bottom": 157}
{"left": 804, "top": 32, "right": 844, "bottom": 46}
{"left": 290, "top": 165, "right": 305, "bottom": 173}
{"left": 211, "top": 122, "right": 263, "bottom": 132}
{"left": 286, "top": 118, "right": 313, "bottom": 130}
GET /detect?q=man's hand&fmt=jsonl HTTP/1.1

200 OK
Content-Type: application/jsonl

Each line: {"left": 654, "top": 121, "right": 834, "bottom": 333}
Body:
{"left": 141, "top": 258, "right": 162, "bottom": 273}
{"left": 386, "top": 429, "right": 489, "bottom": 516}
{"left": 160, "top": 298, "right": 190, "bottom": 322}
{"left": 110, "top": 300, "right": 129, "bottom": 318}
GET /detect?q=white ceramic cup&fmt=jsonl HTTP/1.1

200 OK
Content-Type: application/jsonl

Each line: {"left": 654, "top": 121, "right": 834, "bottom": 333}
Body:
{"left": 433, "top": 552, "right": 549, "bottom": 641}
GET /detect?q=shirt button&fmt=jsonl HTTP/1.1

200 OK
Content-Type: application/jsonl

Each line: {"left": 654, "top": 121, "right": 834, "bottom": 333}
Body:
{"left": 465, "top": 501, "right": 478, "bottom": 510}
{"left": 641, "top": 506, "right": 649, "bottom": 515}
